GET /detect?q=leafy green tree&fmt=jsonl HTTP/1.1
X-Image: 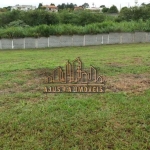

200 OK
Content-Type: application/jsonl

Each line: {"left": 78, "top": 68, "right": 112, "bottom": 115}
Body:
{"left": 38, "top": 3, "right": 43, "bottom": 9}
{"left": 82, "top": 3, "right": 89, "bottom": 8}
{"left": 102, "top": 7, "right": 109, "bottom": 13}
{"left": 108, "top": 5, "right": 118, "bottom": 13}
{"left": 0, "top": 10, "right": 22, "bottom": 26}
{"left": 57, "top": 3, "right": 76, "bottom": 11}
{"left": 78, "top": 10, "right": 105, "bottom": 26}
{"left": 59, "top": 10, "right": 79, "bottom": 24}
{"left": 100, "top": 5, "right": 105, "bottom": 8}
{"left": 7, "top": 20, "right": 29, "bottom": 27}
{"left": 117, "top": 5, "right": 150, "bottom": 21}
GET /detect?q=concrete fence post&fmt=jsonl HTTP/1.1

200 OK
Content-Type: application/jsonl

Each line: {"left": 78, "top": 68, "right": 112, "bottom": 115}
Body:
{"left": 48, "top": 37, "right": 50, "bottom": 47}
{"left": 12, "top": 39, "right": 14, "bottom": 49}
{"left": 102, "top": 36, "right": 103, "bottom": 44}
{"left": 107, "top": 34, "right": 109, "bottom": 44}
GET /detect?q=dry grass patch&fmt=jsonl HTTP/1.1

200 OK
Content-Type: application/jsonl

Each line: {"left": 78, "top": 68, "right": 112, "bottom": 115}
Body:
{"left": 107, "top": 73, "right": 150, "bottom": 94}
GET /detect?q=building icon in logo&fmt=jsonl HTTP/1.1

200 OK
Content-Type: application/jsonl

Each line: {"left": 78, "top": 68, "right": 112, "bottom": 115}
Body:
{"left": 47, "top": 57, "right": 104, "bottom": 84}
{"left": 44, "top": 57, "right": 106, "bottom": 93}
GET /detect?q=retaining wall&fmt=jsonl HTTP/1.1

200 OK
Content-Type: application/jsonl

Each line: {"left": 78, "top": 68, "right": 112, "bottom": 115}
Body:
{"left": 0, "top": 32, "right": 149, "bottom": 49}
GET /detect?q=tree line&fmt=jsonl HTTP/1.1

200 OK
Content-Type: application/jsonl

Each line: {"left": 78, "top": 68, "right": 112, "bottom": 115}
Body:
{"left": 0, "top": 3, "right": 150, "bottom": 38}
{"left": 0, "top": 10, "right": 106, "bottom": 27}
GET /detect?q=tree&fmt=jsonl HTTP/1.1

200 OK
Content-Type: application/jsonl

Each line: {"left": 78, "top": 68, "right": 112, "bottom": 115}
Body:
{"left": 57, "top": 3, "right": 76, "bottom": 11}
{"left": 116, "top": 7, "right": 132, "bottom": 21}
{"left": 38, "top": 3, "right": 43, "bottom": 9}
{"left": 50, "top": 3, "right": 55, "bottom": 6}
{"left": 108, "top": 5, "right": 118, "bottom": 13}
{"left": 120, "top": 7, "right": 128, "bottom": 13}
{"left": 0, "top": 8, "right": 7, "bottom": 12}
{"left": 141, "top": 3, "right": 146, "bottom": 6}
{"left": 82, "top": 3, "right": 89, "bottom": 8}
{"left": 3, "top": 6, "right": 11, "bottom": 11}
{"left": 102, "top": 7, "right": 109, "bottom": 13}
{"left": 57, "top": 3, "right": 66, "bottom": 10}
{"left": 100, "top": 5, "right": 105, "bottom": 8}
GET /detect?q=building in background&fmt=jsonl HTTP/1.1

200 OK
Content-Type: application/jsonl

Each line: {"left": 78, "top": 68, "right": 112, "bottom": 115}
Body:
{"left": 11, "top": 4, "right": 36, "bottom": 11}
{"left": 42, "top": 5, "right": 58, "bottom": 12}
{"left": 74, "top": 6, "right": 84, "bottom": 11}
{"left": 85, "top": 3, "right": 102, "bottom": 12}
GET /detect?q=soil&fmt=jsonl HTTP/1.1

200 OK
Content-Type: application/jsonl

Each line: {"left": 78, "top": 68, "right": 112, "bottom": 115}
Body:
{"left": 0, "top": 69, "right": 150, "bottom": 95}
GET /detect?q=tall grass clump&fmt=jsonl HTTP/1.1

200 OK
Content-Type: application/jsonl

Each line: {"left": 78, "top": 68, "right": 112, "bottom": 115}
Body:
{"left": 0, "top": 20, "right": 150, "bottom": 38}
{"left": 0, "top": 27, "right": 25, "bottom": 38}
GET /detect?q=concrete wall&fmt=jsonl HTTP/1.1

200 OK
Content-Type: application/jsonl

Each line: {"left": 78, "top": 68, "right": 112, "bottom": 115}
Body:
{"left": 121, "top": 33, "right": 134, "bottom": 44}
{"left": 25, "top": 38, "right": 36, "bottom": 49}
{"left": 146, "top": 32, "right": 150, "bottom": 42}
{"left": 38, "top": 37, "right": 48, "bottom": 48}
{"left": 49, "top": 36, "right": 61, "bottom": 47}
{"left": 60, "top": 35, "right": 73, "bottom": 47}
{"left": 98, "top": 34, "right": 109, "bottom": 45}
{"left": 0, "top": 32, "right": 149, "bottom": 50}
{"left": 13, "top": 38, "right": 24, "bottom": 49}
{"left": 109, "top": 33, "right": 121, "bottom": 44}
{"left": 1, "top": 39, "right": 12, "bottom": 49}
{"left": 72, "top": 35, "right": 84, "bottom": 46}
{"left": 85, "top": 35, "right": 97, "bottom": 46}
{"left": 134, "top": 32, "right": 147, "bottom": 43}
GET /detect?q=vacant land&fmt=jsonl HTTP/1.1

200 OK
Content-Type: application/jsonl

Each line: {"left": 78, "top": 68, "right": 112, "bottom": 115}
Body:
{"left": 0, "top": 44, "right": 150, "bottom": 149}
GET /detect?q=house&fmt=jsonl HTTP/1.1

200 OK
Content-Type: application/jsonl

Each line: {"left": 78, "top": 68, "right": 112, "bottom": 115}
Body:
{"left": 42, "top": 5, "right": 58, "bottom": 12}
{"left": 11, "top": 4, "right": 36, "bottom": 11}
{"left": 85, "top": 7, "right": 102, "bottom": 12}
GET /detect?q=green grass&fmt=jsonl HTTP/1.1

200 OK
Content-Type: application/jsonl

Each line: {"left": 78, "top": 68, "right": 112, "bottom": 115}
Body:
{"left": 0, "top": 44, "right": 150, "bottom": 149}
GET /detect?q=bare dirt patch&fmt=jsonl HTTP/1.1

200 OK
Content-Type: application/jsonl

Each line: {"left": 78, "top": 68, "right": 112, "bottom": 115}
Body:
{"left": 0, "top": 69, "right": 150, "bottom": 95}
{"left": 106, "top": 74, "right": 150, "bottom": 94}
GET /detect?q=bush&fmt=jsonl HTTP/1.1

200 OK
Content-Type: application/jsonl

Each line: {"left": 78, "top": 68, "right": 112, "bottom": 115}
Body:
{"left": 0, "top": 20, "right": 150, "bottom": 38}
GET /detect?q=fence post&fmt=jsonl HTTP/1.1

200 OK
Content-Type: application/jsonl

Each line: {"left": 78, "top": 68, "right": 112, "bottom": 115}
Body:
{"left": 23, "top": 38, "right": 25, "bottom": 49}
{"left": 107, "top": 34, "right": 109, "bottom": 44}
{"left": 12, "top": 39, "right": 14, "bottom": 49}
{"left": 102, "top": 35, "right": 103, "bottom": 44}
{"left": 48, "top": 37, "right": 50, "bottom": 47}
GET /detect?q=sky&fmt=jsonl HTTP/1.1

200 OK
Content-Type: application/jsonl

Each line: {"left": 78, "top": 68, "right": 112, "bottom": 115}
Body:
{"left": 0, "top": 0, "right": 150, "bottom": 9}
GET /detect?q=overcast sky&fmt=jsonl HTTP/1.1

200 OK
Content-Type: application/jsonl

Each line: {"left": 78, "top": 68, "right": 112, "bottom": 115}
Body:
{"left": 0, "top": 0, "right": 149, "bottom": 9}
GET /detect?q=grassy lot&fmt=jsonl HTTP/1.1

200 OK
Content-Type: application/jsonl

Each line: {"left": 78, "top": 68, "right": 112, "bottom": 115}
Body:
{"left": 0, "top": 44, "right": 150, "bottom": 149}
